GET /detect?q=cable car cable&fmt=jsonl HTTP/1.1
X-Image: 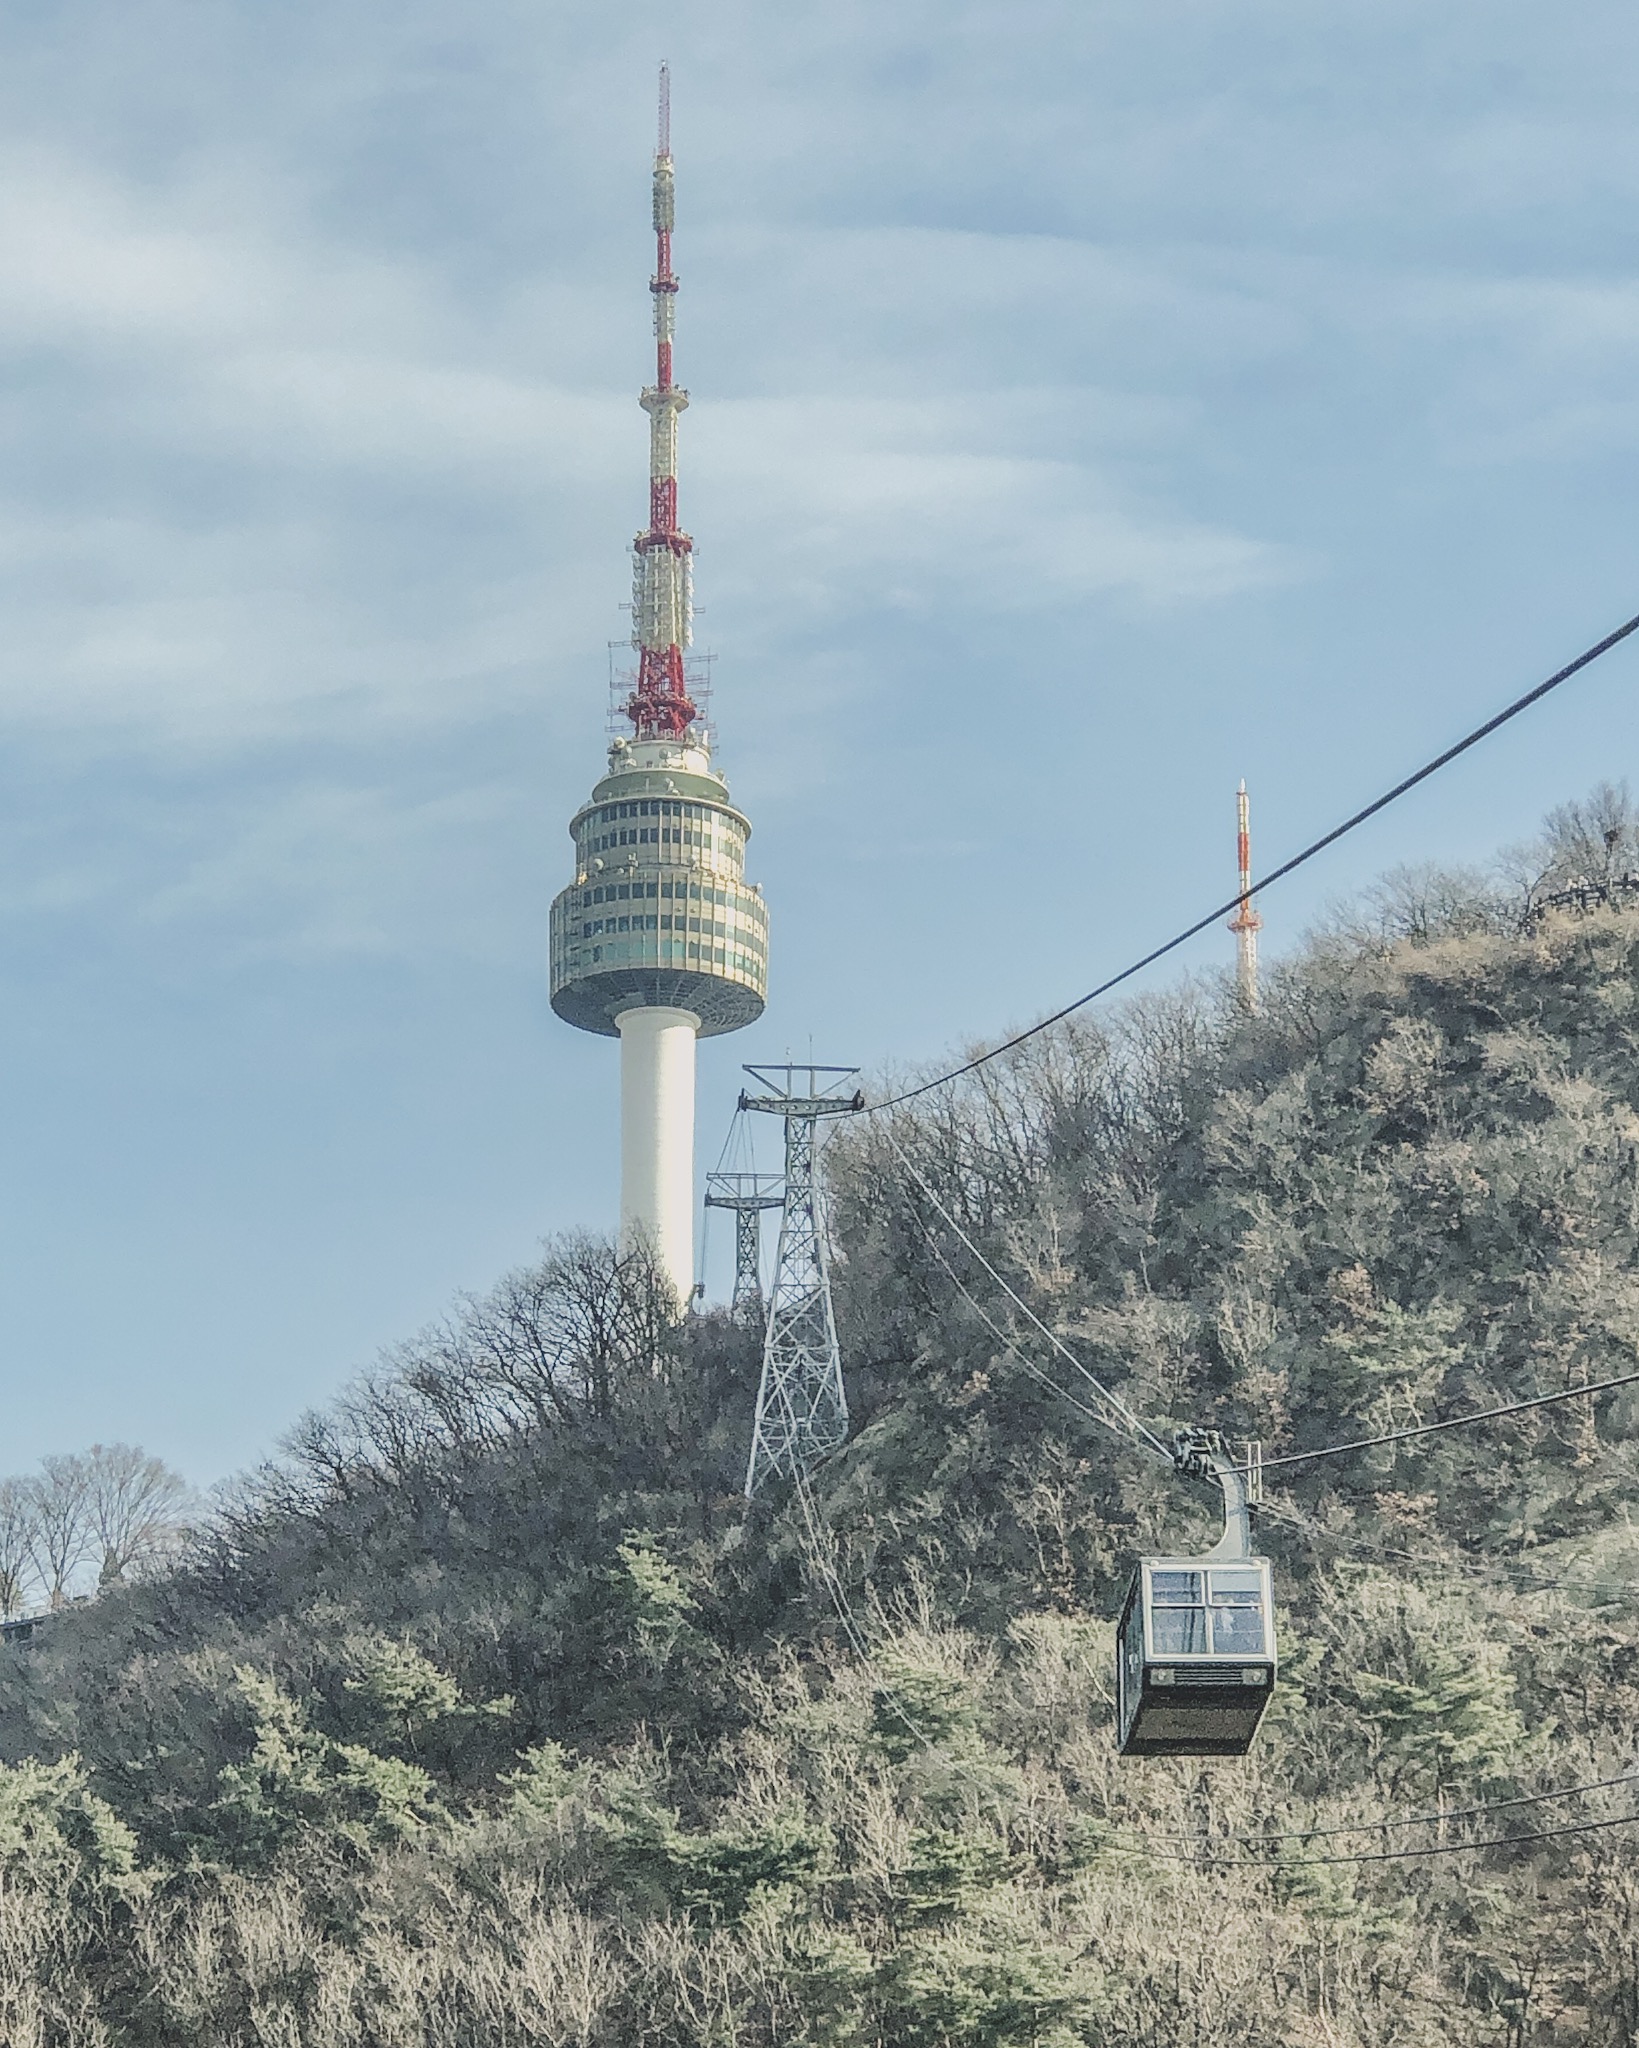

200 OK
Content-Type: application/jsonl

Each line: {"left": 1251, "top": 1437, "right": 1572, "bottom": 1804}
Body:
{"left": 887, "top": 1131, "right": 1171, "bottom": 1458}
{"left": 784, "top": 1463, "right": 929, "bottom": 1748}
{"left": 1244, "top": 1368, "right": 1639, "bottom": 1474}
{"left": 908, "top": 1201, "right": 1151, "bottom": 1446}
{"left": 865, "top": 606, "right": 1639, "bottom": 1117}
{"left": 1259, "top": 1497, "right": 1636, "bottom": 1600}
{"left": 891, "top": 1136, "right": 1639, "bottom": 1477}
{"left": 892, "top": 1134, "right": 1639, "bottom": 1606}
{"left": 1153, "top": 1767, "right": 1638, "bottom": 1847}
{"left": 1127, "top": 1804, "right": 1639, "bottom": 1869}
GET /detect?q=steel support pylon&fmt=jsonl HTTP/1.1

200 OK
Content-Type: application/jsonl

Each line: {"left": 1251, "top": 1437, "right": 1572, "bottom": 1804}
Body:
{"left": 740, "top": 1066, "right": 863, "bottom": 1497}
{"left": 704, "top": 1171, "right": 783, "bottom": 1313}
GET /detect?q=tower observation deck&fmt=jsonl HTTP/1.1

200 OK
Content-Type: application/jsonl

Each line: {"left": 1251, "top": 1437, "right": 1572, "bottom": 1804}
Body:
{"left": 549, "top": 70, "right": 767, "bottom": 1301}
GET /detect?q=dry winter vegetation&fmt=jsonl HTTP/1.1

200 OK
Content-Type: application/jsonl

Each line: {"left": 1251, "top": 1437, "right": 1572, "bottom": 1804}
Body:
{"left": 0, "top": 1444, "right": 191, "bottom": 1613}
{"left": 0, "top": 791, "right": 1637, "bottom": 2043}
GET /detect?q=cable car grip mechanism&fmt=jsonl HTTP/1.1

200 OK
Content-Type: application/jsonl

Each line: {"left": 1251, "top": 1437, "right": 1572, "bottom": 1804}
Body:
{"left": 1171, "top": 1428, "right": 1257, "bottom": 1562}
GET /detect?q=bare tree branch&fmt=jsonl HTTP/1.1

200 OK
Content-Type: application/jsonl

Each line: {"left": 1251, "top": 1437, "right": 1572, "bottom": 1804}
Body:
{"left": 81, "top": 1443, "right": 194, "bottom": 1586}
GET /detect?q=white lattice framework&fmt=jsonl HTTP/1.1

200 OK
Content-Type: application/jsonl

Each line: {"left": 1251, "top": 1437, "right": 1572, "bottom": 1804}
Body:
{"left": 741, "top": 1067, "right": 863, "bottom": 1497}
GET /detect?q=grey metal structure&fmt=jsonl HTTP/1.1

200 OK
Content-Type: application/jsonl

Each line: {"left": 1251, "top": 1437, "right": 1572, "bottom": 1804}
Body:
{"left": 741, "top": 1066, "right": 864, "bottom": 1498}
{"left": 704, "top": 1171, "right": 784, "bottom": 1313}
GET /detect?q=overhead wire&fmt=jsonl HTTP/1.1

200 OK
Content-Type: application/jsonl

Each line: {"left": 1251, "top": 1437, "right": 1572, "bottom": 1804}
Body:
{"left": 1258, "top": 1497, "right": 1636, "bottom": 1601}
{"left": 1153, "top": 1767, "right": 1639, "bottom": 1847}
{"left": 755, "top": 612, "right": 1639, "bottom": 1490}
{"left": 886, "top": 1128, "right": 1171, "bottom": 1459}
{"left": 888, "top": 1128, "right": 1639, "bottom": 1485}
{"left": 785, "top": 1461, "right": 927, "bottom": 1747}
{"left": 906, "top": 1200, "right": 1152, "bottom": 1446}
{"left": 865, "top": 608, "right": 1639, "bottom": 1116}
{"left": 791, "top": 1219, "right": 1638, "bottom": 1787}
{"left": 1245, "top": 1368, "right": 1639, "bottom": 1474}
{"left": 872, "top": 1191, "right": 1637, "bottom": 1601}
{"left": 714, "top": 1106, "right": 930, "bottom": 1744}
{"left": 880, "top": 1210, "right": 1639, "bottom": 1799}
{"left": 711, "top": 1102, "right": 750, "bottom": 1176}
{"left": 695, "top": 1107, "right": 746, "bottom": 1305}
{"left": 1126, "top": 1805, "right": 1639, "bottom": 1869}
{"left": 771, "top": 596, "right": 1639, "bottom": 1765}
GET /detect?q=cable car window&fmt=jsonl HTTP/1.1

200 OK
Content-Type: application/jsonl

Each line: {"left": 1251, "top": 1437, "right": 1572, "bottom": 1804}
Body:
{"left": 1148, "top": 1566, "right": 1207, "bottom": 1654}
{"left": 1212, "top": 1605, "right": 1265, "bottom": 1654}
{"left": 1209, "top": 1571, "right": 1265, "bottom": 1654}
{"left": 1151, "top": 1606, "right": 1208, "bottom": 1654}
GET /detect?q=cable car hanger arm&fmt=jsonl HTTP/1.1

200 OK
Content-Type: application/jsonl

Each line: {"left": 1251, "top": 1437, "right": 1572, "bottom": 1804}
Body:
{"left": 1173, "top": 1428, "right": 1259, "bottom": 1560}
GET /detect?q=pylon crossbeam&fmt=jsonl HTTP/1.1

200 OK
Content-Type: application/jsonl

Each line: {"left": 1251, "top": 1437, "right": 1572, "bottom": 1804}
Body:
{"left": 705, "top": 1170, "right": 783, "bottom": 1312}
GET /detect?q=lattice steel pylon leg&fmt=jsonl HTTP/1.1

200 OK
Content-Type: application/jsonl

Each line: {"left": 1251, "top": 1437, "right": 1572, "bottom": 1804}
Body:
{"left": 703, "top": 1171, "right": 783, "bottom": 1315}
{"left": 733, "top": 1205, "right": 763, "bottom": 1311}
{"left": 740, "top": 1067, "right": 863, "bottom": 1497}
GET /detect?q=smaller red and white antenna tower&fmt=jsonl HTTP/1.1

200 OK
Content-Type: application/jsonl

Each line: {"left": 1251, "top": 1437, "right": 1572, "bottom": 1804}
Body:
{"left": 1228, "top": 780, "right": 1262, "bottom": 1012}
{"left": 626, "top": 60, "right": 697, "bottom": 740}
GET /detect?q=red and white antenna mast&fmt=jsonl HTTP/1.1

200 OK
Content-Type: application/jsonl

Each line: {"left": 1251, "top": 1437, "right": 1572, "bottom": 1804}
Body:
{"left": 626, "top": 60, "right": 697, "bottom": 740}
{"left": 1228, "top": 780, "right": 1263, "bottom": 1012}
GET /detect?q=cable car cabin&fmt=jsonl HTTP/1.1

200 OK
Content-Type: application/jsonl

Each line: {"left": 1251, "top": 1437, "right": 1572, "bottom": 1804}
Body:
{"left": 1116, "top": 1554, "right": 1276, "bottom": 1757}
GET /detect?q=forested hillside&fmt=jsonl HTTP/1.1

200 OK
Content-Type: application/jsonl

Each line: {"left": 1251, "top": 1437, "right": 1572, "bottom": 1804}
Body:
{"left": 1, "top": 800, "right": 1638, "bottom": 2044}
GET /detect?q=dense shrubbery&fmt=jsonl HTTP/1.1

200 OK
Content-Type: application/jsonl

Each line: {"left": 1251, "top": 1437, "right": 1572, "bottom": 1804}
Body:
{"left": 0, "top": 803, "right": 1638, "bottom": 2041}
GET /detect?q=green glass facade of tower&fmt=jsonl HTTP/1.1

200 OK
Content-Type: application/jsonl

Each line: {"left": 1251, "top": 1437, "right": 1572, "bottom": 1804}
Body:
{"left": 549, "top": 735, "right": 767, "bottom": 1040}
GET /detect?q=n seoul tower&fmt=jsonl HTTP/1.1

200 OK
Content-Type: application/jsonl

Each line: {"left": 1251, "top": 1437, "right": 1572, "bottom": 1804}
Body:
{"left": 549, "top": 69, "right": 769, "bottom": 1303}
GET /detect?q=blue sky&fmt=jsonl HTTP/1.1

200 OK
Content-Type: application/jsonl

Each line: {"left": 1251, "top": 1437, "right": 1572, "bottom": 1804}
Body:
{"left": 0, "top": 0, "right": 1637, "bottom": 1485}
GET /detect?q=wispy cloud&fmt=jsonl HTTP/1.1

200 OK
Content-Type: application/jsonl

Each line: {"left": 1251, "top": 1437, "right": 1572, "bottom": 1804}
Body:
{"left": 0, "top": 127, "right": 1302, "bottom": 757}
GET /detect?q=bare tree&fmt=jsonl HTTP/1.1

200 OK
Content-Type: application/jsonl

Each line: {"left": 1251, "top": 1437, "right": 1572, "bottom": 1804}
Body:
{"left": 82, "top": 1443, "right": 193, "bottom": 1586}
{"left": 26, "top": 1455, "right": 93, "bottom": 1609}
{"left": 1535, "top": 780, "right": 1639, "bottom": 902}
{"left": 0, "top": 1479, "right": 38, "bottom": 1617}
{"left": 391, "top": 1232, "right": 679, "bottom": 1442}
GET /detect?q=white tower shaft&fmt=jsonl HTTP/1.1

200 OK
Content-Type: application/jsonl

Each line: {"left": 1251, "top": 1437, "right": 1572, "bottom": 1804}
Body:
{"left": 616, "top": 1004, "right": 700, "bottom": 1301}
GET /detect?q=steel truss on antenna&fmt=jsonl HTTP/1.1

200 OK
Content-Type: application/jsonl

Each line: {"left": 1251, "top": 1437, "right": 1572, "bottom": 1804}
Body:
{"left": 740, "top": 1066, "right": 863, "bottom": 1498}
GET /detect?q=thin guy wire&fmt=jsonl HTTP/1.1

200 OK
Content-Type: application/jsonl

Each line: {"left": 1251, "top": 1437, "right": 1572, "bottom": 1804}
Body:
{"left": 787, "top": 1465, "right": 875, "bottom": 1668}
{"left": 785, "top": 1463, "right": 926, "bottom": 1748}
{"left": 1154, "top": 1768, "right": 1638, "bottom": 1847}
{"left": 788, "top": 1466, "right": 870, "bottom": 1660}
{"left": 1259, "top": 1498, "right": 1636, "bottom": 1601}
{"left": 891, "top": 1143, "right": 1639, "bottom": 1482}
{"left": 887, "top": 1130, "right": 1171, "bottom": 1458}
{"left": 867, "top": 608, "right": 1639, "bottom": 1115}
{"left": 711, "top": 1104, "right": 746, "bottom": 1176}
{"left": 1125, "top": 1805, "right": 1639, "bottom": 1869}
{"left": 1245, "top": 1368, "right": 1639, "bottom": 1473}
{"left": 908, "top": 1202, "right": 1151, "bottom": 1449}
{"left": 694, "top": 1201, "right": 710, "bottom": 1302}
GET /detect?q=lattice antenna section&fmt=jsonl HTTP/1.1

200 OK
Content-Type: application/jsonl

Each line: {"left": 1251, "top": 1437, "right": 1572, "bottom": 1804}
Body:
{"left": 740, "top": 1066, "right": 864, "bottom": 1497}
{"left": 704, "top": 1171, "right": 783, "bottom": 1313}
{"left": 1227, "top": 780, "right": 1263, "bottom": 1014}
{"left": 626, "top": 58, "right": 697, "bottom": 740}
